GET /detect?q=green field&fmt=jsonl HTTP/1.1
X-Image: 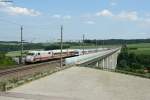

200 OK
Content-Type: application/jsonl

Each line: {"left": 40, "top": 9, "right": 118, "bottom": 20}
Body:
{"left": 127, "top": 43, "right": 150, "bottom": 55}
{"left": 6, "top": 49, "right": 43, "bottom": 57}
{"left": 6, "top": 51, "right": 27, "bottom": 57}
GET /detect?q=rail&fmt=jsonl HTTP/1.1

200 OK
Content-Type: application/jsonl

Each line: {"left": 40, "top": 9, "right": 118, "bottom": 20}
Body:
{"left": 0, "top": 60, "right": 61, "bottom": 77}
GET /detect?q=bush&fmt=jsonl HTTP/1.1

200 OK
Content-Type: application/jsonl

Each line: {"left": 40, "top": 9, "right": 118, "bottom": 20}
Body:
{"left": 129, "top": 47, "right": 138, "bottom": 50}
{"left": 118, "top": 60, "right": 128, "bottom": 68}
{"left": 0, "top": 52, "right": 16, "bottom": 69}
{"left": 117, "top": 44, "right": 146, "bottom": 74}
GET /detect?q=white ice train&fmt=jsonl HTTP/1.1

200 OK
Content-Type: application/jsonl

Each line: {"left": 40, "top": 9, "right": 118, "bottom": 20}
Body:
{"left": 25, "top": 48, "right": 105, "bottom": 63}
{"left": 25, "top": 49, "right": 78, "bottom": 63}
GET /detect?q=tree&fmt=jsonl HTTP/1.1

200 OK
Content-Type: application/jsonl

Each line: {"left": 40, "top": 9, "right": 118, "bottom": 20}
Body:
{"left": 117, "top": 44, "right": 129, "bottom": 69}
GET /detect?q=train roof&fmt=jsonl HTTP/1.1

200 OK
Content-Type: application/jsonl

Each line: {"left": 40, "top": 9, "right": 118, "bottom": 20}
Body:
{"left": 28, "top": 50, "right": 52, "bottom": 53}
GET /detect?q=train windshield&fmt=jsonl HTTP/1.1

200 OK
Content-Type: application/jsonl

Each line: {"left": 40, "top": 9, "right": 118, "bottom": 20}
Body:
{"left": 27, "top": 53, "right": 35, "bottom": 56}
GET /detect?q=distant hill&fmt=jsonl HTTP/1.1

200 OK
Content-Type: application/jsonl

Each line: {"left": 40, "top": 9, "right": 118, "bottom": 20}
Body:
{"left": 0, "top": 41, "right": 28, "bottom": 45}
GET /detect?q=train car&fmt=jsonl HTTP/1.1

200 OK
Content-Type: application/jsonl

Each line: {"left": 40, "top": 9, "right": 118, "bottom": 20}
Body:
{"left": 25, "top": 49, "right": 77, "bottom": 63}
{"left": 25, "top": 48, "right": 102, "bottom": 63}
{"left": 25, "top": 50, "right": 52, "bottom": 63}
{"left": 52, "top": 49, "right": 78, "bottom": 57}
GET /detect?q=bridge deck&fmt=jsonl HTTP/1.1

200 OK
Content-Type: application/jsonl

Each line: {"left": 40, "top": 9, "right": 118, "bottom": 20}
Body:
{"left": 1, "top": 66, "right": 150, "bottom": 100}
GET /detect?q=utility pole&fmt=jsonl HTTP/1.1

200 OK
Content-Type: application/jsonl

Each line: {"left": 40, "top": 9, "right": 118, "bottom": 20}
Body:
{"left": 60, "top": 25, "right": 63, "bottom": 67}
{"left": 83, "top": 34, "right": 85, "bottom": 55}
{"left": 20, "top": 26, "right": 23, "bottom": 64}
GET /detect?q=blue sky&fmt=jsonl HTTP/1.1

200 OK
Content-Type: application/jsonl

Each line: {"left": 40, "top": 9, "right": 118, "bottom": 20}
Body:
{"left": 0, "top": 0, "right": 150, "bottom": 42}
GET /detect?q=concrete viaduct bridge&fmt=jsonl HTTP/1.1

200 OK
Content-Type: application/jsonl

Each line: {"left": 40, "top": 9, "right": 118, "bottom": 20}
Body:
{"left": 65, "top": 48, "right": 121, "bottom": 70}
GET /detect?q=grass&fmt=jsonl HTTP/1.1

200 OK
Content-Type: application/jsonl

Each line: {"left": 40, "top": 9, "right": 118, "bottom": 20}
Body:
{"left": 6, "top": 51, "right": 22, "bottom": 57}
{"left": 127, "top": 43, "right": 150, "bottom": 55}
{"left": 0, "top": 57, "right": 17, "bottom": 70}
{"left": 128, "top": 43, "right": 150, "bottom": 48}
{"left": 6, "top": 50, "right": 28, "bottom": 57}
{"left": 6, "top": 49, "right": 43, "bottom": 57}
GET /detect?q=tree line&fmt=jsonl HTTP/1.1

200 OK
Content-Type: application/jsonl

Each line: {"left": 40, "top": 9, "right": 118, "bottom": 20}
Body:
{"left": 84, "top": 39, "right": 150, "bottom": 45}
{"left": 117, "top": 45, "right": 150, "bottom": 74}
{"left": 0, "top": 43, "right": 72, "bottom": 52}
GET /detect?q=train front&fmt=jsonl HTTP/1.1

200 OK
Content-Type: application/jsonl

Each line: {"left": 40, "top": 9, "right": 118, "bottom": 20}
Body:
{"left": 25, "top": 51, "right": 36, "bottom": 63}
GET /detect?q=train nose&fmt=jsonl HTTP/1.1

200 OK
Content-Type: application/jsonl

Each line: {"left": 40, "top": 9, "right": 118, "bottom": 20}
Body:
{"left": 25, "top": 56, "right": 34, "bottom": 62}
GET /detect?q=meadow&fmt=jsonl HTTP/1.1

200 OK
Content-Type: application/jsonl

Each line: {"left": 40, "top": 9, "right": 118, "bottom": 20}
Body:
{"left": 6, "top": 50, "right": 27, "bottom": 57}
{"left": 127, "top": 43, "right": 150, "bottom": 55}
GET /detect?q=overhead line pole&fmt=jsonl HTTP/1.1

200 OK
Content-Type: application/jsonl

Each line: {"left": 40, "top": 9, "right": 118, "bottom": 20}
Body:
{"left": 20, "top": 26, "right": 23, "bottom": 64}
{"left": 60, "top": 25, "right": 63, "bottom": 67}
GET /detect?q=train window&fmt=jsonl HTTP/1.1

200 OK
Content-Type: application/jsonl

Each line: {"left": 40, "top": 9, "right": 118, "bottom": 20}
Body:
{"left": 48, "top": 52, "right": 51, "bottom": 54}
{"left": 38, "top": 53, "right": 40, "bottom": 55}
{"left": 28, "top": 53, "right": 34, "bottom": 56}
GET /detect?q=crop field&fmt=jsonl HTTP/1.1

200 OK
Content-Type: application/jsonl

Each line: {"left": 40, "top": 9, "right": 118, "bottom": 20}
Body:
{"left": 127, "top": 43, "right": 150, "bottom": 55}
{"left": 6, "top": 51, "right": 27, "bottom": 57}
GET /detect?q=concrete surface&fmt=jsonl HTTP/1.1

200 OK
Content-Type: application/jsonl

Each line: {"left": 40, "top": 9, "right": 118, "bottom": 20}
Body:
{"left": 1, "top": 66, "right": 150, "bottom": 100}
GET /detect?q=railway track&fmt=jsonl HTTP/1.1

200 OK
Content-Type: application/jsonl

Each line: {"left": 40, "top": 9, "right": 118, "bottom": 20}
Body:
{"left": 0, "top": 54, "right": 75, "bottom": 77}
{"left": 0, "top": 60, "right": 62, "bottom": 77}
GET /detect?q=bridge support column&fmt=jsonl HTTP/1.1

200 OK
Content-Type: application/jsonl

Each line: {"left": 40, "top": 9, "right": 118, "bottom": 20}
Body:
{"left": 102, "top": 59, "right": 105, "bottom": 69}
{"left": 96, "top": 61, "right": 100, "bottom": 67}
{"left": 107, "top": 55, "right": 111, "bottom": 69}
{"left": 103, "top": 58, "right": 107, "bottom": 70}
{"left": 100, "top": 52, "right": 119, "bottom": 70}
{"left": 111, "top": 54, "right": 115, "bottom": 69}
{"left": 107, "top": 55, "right": 112, "bottom": 70}
{"left": 111, "top": 52, "right": 119, "bottom": 70}
{"left": 97, "top": 59, "right": 104, "bottom": 69}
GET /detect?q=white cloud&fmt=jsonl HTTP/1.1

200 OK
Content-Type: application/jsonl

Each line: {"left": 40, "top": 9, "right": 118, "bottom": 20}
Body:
{"left": 96, "top": 9, "right": 140, "bottom": 21}
{"left": 85, "top": 21, "right": 95, "bottom": 24}
{"left": 0, "top": 2, "right": 41, "bottom": 16}
{"left": 117, "top": 11, "right": 138, "bottom": 21}
{"left": 96, "top": 9, "right": 113, "bottom": 17}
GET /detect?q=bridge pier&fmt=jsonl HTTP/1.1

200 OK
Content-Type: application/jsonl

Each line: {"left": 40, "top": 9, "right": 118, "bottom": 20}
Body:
{"left": 95, "top": 50, "right": 120, "bottom": 70}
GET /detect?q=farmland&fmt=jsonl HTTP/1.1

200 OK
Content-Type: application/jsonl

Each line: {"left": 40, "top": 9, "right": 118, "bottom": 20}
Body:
{"left": 6, "top": 51, "right": 27, "bottom": 57}
{"left": 127, "top": 43, "right": 150, "bottom": 55}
